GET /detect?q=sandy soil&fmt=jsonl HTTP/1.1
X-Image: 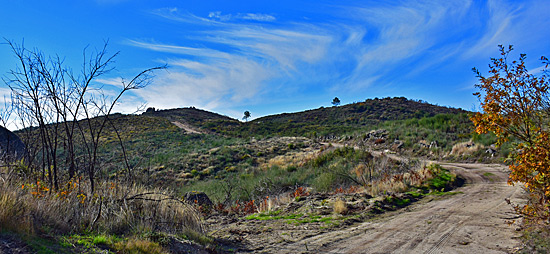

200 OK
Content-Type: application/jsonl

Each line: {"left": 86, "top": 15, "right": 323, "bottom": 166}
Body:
{"left": 276, "top": 162, "right": 524, "bottom": 254}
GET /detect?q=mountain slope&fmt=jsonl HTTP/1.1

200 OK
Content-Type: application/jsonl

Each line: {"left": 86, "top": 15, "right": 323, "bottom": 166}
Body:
{"left": 255, "top": 97, "right": 466, "bottom": 124}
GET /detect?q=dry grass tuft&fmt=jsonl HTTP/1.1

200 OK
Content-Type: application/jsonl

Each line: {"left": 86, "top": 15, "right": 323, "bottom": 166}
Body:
{"left": 114, "top": 238, "right": 167, "bottom": 254}
{"left": 0, "top": 185, "right": 33, "bottom": 234}
{"left": 0, "top": 177, "right": 204, "bottom": 237}
{"left": 263, "top": 151, "right": 318, "bottom": 169}
{"left": 333, "top": 199, "right": 348, "bottom": 214}
{"left": 365, "top": 162, "right": 437, "bottom": 196}
{"left": 450, "top": 141, "right": 482, "bottom": 156}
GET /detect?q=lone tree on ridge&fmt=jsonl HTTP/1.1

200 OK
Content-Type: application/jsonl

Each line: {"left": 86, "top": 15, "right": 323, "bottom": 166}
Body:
{"left": 332, "top": 97, "right": 341, "bottom": 106}
{"left": 243, "top": 111, "right": 251, "bottom": 122}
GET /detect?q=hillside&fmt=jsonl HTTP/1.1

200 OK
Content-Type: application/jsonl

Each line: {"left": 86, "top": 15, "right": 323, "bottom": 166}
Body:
{"left": 2, "top": 96, "right": 507, "bottom": 253}
{"left": 142, "top": 97, "right": 470, "bottom": 139}
{"left": 256, "top": 97, "right": 466, "bottom": 124}
{"left": 143, "top": 107, "right": 240, "bottom": 132}
{"left": 13, "top": 97, "right": 493, "bottom": 189}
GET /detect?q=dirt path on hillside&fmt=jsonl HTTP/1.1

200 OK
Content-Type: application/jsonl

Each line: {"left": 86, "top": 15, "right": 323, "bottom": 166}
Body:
{"left": 171, "top": 121, "right": 203, "bottom": 134}
{"left": 274, "top": 163, "right": 524, "bottom": 254}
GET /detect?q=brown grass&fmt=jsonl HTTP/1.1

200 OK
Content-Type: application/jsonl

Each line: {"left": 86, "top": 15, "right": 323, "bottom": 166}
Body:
{"left": 450, "top": 141, "right": 483, "bottom": 156}
{"left": 114, "top": 238, "right": 167, "bottom": 254}
{"left": 365, "top": 162, "right": 436, "bottom": 196}
{"left": 0, "top": 176, "right": 204, "bottom": 237}
{"left": 333, "top": 199, "right": 348, "bottom": 214}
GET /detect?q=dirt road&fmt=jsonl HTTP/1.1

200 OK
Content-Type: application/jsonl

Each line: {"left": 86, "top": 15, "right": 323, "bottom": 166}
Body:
{"left": 277, "top": 163, "right": 524, "bottom": 254}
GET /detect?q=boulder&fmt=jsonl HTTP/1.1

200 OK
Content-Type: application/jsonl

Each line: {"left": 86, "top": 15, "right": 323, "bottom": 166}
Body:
{"left": 184, "top": 191, "right": 213, "bottom": 207}
{"left": 365, "top": 129, "right": 389, "bottom": 140}
{"left": 391, "top": 140, "right": 404, "bottom": 150}
{"left": 418, "top": 140, "right": 430, "bottom": 148}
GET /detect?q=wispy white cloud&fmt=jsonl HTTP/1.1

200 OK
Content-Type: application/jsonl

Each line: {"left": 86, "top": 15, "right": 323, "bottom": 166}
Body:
{"left": 208, "top": 11, "right": 232, "bottom": 22}
{"left": 0, "top": 88, "right": 11, "bottom": 101}
{"left": 127, "top": 39, "right": 232, "bottom": 59}
{"left": 241, "top": 13, "right": 276, "bottom": 22}
{"left": 153, "top": 8, "right": 276, "bottom": 25}
{"left": 131, "top": 46, "right": 273, "bottom": 111}
{"left": 463, "top": 0, "right": 518, "bottom": 59}
{"left": 135, "top": 1, "right": 549, "bottom": 117}
{"left": 207, "top": 11, "right": 275, "bottom": 22}
{"left": 95, "top": 77, "right": 125, "bottom": 87}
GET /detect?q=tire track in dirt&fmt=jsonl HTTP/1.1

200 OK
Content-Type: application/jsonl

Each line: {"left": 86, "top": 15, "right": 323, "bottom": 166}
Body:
{"left": 273, "top": 163, "right": 524, "bottom": 254}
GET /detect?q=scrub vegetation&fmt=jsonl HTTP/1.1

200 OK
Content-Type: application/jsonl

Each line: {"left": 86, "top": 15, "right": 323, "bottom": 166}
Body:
{"left": 0, "top": 42, "right": 507, "bottom": 253}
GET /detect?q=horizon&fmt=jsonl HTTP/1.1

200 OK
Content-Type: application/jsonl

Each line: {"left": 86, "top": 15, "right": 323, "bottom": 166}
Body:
{"left": 1, "top": 0, "right": 549, "bottom": 123}
{"left": 147, "top": 96, "right": 467, "bottom": 122}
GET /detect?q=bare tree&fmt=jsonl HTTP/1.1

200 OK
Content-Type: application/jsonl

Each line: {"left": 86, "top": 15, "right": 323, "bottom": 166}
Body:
{"left": 3, "top": 39, "right": 164, "bottom": 192}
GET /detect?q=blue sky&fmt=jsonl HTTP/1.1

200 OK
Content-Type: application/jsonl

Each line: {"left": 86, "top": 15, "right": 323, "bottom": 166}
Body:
{"left": 1, "top": 0, "right": 549, "bottom": 121}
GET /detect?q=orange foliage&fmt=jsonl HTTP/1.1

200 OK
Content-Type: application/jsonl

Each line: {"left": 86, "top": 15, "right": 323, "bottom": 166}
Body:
{"left": 332, "top": 186, "right": 360, "bottom": 194}
{"left": 292, "top": 187, "right": 310, "bottom": 198}
{"left": 471, "top": 45, "right": 550, "bottom": 223}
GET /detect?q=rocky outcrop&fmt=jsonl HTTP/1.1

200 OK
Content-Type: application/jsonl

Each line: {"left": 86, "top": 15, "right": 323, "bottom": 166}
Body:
{"left": 184, "top": 191, "right": 213, "bottom": 207}
{"left": 0, "top": 126, "right": 26, "bottom": 162}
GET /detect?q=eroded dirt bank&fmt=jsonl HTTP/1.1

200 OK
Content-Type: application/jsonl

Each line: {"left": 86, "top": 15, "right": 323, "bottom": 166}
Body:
{"left": 271, "top": 163, "right": 524, "bottom": 254}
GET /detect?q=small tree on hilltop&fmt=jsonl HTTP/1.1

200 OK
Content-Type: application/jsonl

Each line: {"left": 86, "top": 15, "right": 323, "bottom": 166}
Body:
{"left": 243, "top": 111, "right": 251, "bottom": 122}
{"left": 332, "top": 97, "right": 341, "bottom": 106}
{"left": 471, "top": 45, "right": 550, "bottom": 223}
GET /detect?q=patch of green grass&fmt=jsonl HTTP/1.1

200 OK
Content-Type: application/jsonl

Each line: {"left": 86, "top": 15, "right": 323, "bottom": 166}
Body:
{"left": 384, "top": 196, "right": 411, "bottom": 208}
{"left": 424, "top": 164, "right": 456, "bottom": 191}
{"left": 63, "top": 233, "right": 121, "bottom": 253}
{"left": 245, "top": 211, "right": 302, "bottom": 221}
{"left": 405, "top": 191, "right": 423, "bottom": 198}
{"left": 179, "top": 229, "right": 214, "bottom": 246}
{"left": 24, "top": 235, "right": 70, "bottom": 254}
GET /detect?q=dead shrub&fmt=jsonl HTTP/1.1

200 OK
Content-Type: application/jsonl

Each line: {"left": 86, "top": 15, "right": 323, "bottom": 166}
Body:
{"left": 333, "top": 199, "right": 348, "bottom": 214}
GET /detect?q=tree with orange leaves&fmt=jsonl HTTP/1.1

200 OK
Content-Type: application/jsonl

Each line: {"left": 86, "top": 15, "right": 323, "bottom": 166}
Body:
{"left": 471, "top": 45, "right": 550, "bottom": 223}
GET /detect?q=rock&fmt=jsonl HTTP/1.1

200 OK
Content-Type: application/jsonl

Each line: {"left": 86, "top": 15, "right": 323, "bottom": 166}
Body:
{"left": 365, "top": 129, "right": 389, "bottom": 140}
{"left": 391, "top": 140, "right": 404, "bottom": 150}
{"left": 374, "top": 138, "right": 385, "bottom": 145}
{"left": 184, "top": 191, "right": 213, "bottom": 207}
{"left": 485, "top": 148, "right": 497, "bottom": 157}
{"left": 418, "top": 140, "right": 430, "bottom": 148}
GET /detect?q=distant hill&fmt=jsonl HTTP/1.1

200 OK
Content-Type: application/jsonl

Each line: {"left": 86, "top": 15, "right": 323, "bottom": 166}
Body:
{"left": 166, "top": 97, "right": 469, "bottom": 138}
{"left": 256, "top": 97, "right": 466, "bottom": 124}
{"left": 11, "top": 96, "right": 491, "bottom": 194}
{"left": 142, "top": 107, "right": 240, "bottom": 135}
{"left": 143, "top": 107, "right": 237, "bottom": 125}
{"left": 15, "top": 96, "right": 472, "bottom": 143}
